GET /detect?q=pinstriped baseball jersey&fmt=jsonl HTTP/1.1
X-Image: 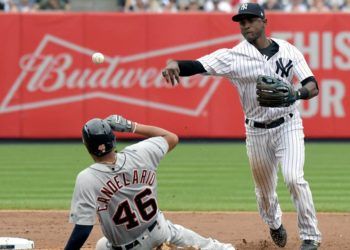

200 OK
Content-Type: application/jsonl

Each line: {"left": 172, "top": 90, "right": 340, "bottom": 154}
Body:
{"left": 69, "top": 136, "right": 168, "bottom": 245}
{"left": 197, "top": 38, "right": 312, "bottom": 122}
{"left": 198, "top": 38, "right": 322, "bottom": 242}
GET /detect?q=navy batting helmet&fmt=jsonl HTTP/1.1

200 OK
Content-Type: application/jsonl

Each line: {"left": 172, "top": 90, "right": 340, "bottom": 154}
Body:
{"left": 82, "top": 118, "right": 116, "bottom": 157}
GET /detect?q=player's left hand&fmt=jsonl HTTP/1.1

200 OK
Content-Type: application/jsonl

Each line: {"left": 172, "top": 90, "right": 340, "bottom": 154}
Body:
{"left": 256, "top": 75, "right": 297, "bottom": 108}
{"left": 104, "top": 115, "right": 134, "bottom": 133}
{"left": 162, "top": 60, "right": 180, "bottom": 86}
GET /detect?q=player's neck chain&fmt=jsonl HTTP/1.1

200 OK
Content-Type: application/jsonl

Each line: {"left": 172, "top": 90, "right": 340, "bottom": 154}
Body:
{"left": 98, "top": 159, "right": 117, "bottom": 165}
{"left": 254, "top": 38, "right": 272, "bottom": 50}
{"left": 266, "top": 38, "right": 272, "bottom": 47}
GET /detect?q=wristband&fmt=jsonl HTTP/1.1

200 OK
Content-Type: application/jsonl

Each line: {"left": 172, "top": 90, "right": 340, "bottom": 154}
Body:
{"left": 296, "top": 87, "right": 309, "bottom": 100}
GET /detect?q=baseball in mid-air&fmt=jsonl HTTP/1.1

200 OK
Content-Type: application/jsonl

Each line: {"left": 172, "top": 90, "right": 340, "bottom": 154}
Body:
{"left": 92, "top": 52, "right": 104, "bottom": 64}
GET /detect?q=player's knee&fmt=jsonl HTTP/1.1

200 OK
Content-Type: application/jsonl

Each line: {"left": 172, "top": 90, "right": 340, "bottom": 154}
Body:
{"left": 284, "top": 176, "right": 304, "bottom": 189}
{"left": 95, "top": 237, "right": 109, "bottom": 250}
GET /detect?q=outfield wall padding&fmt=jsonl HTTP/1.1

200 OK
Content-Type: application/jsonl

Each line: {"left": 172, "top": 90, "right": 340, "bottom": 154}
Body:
{"left": 0, "top": 13, "right": 349, "bottom": 138}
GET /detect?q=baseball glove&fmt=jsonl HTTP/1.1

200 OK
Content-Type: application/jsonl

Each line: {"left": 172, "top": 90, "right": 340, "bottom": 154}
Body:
{"left": 256, "top": 75, "right": 297, "bottom": 108}
{"left": 154, "top": 242, "right": 200, "bottom": 250}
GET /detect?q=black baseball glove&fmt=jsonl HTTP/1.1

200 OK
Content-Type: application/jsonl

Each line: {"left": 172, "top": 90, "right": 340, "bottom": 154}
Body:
{"left": 256, "top": 75, "right": 297, "bottom": 108}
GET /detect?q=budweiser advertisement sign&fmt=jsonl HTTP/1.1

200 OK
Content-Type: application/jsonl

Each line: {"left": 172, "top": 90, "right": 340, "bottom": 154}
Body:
{"left": 0, "top": 13, "right": 349, "bottom": 138}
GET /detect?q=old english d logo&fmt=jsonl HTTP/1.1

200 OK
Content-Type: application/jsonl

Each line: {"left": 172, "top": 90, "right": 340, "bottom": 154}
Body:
{"left": 275, "top": 58, "right": 293, "bottom": 78}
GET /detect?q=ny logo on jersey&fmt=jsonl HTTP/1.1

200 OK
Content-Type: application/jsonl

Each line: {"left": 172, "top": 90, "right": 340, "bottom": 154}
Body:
{"left": 240, "top": 3, "right": 248, "bottom": 10}
{"left": 275, "top": 58, "right": 293, "bottom": 78}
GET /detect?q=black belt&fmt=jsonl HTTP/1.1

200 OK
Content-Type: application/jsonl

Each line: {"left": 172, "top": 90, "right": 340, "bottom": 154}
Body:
{"left": 113, "top": 220, "right": 158, "bottom": 250}
{"left": 245, "top": 113, "right": 293, "bottom": 129}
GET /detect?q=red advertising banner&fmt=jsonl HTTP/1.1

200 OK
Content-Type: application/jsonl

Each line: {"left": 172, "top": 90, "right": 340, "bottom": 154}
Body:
{"left": 0, "top": 13, "right": 349, "bottom": 138}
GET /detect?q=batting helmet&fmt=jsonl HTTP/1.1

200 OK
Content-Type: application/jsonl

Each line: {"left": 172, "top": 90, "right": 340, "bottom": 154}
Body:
{"left": 82, "top": 118, "right": 116, "bottom": 157}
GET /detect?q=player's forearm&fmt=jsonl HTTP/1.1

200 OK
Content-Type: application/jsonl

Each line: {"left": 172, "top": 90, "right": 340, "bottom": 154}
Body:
{"left": 177, "top": 60, "right": 207, "bottom": 76}
{"left": 64, "top": 224, "right": 93, "bottom": 250}
{"left": 134, "top": 123, "right": 178, "bottom": 151}
{"left": 162, "top": 60, "right": 206, "bottom": 85}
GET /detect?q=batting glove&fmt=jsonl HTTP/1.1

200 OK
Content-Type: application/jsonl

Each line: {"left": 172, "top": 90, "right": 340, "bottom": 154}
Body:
{"left": 104, "top": 115, "right": 134, "bottom": 133}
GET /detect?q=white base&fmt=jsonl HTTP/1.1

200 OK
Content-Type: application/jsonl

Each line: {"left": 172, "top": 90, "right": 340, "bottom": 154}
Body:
{"left": 0, "top": 237, "right": 34, "bottom": 249}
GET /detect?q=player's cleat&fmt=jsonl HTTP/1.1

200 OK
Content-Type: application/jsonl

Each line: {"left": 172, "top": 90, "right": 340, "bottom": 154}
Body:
{"left": 269, "top": 224, "right": 287, "bottom": 247}
{"left": 300, "top": 240, "right": 320, "bottom": 250}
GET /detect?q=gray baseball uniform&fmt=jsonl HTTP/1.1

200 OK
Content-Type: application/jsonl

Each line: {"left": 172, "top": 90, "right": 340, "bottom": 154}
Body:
{"left": 197, "top": 38, "right": 321, "bottom": 242}
{"left": 69, "top": 136, "right": 235, "bottom": 250}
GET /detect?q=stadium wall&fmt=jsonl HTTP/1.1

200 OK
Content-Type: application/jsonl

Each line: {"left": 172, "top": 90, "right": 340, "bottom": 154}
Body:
{"left": 0, "top": 13, "right": 349, "bottom": 138}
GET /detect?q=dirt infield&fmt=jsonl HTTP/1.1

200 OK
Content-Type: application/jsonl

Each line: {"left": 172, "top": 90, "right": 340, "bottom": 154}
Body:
{"left": 0, "top": 211, "right": 349, "bottom": 250}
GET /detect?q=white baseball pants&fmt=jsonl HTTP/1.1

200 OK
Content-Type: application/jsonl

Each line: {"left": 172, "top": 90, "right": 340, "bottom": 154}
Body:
{"left": 95, "top": 212, "right": 235, "bottom": 250}
{"left": 245, "top": 112, "right": 321, "bottom": 242}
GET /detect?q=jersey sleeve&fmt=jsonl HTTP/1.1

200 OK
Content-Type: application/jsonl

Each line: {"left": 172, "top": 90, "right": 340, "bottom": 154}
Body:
{"left": 292, "top": 45, "right": 314, "bottom": 82}
{"left": 69, "top": 171, "right": 97, "bottom": 226}
{"left": 197, "top": 48, "right": 233, "bottom": 78}
{"left": 125, "top": 136, "right": 169, "bottom": 170}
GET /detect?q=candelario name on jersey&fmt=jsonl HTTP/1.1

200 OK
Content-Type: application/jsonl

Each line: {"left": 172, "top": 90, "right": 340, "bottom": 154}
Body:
{"left": 97, "top": 169, "right": 156, "bottom": 211}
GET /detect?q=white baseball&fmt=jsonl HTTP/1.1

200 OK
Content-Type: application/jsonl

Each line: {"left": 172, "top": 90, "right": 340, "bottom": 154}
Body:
{"left": 92, "top": 52, "right": 104, "bottom": 64}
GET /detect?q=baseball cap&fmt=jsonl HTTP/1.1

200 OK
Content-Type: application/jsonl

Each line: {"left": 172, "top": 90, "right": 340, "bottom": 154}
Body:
{"left": 232, "top": 3, "right": 265, "bottom": 22}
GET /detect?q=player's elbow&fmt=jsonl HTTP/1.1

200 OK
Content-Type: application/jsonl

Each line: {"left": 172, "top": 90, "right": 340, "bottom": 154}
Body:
{"left": 165, "top": 132, "right": 179, "bottom": 152}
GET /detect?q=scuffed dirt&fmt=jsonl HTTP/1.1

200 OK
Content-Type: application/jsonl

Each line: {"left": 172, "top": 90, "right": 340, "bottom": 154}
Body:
{"left": 0, "top": 211, "right": 349, "bottom": 249}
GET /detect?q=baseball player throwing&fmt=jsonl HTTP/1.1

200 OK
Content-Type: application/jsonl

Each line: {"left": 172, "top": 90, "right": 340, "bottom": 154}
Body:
{"left": 64, "top": 115, "right": 234, "bottom": 250}
{"left": 161, "top": 3, "right": 321, "bottom": 250}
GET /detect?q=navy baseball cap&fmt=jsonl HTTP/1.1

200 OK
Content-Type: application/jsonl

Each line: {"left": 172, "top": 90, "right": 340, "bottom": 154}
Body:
{"left": 232, "top": 3, "right": 265, "bottom": 22}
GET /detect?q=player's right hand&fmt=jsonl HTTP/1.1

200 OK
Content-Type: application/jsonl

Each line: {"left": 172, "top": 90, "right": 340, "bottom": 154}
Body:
{"left": 162, "top": 60, "right": 180, "bottom": 86}
{"left": 104, "top": 115, "right": 134, "bottom": 133}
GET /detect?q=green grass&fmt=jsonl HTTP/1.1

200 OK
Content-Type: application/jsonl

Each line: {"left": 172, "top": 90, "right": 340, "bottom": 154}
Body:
{"left": 0, "top": 142, "right": 349, "bottom": 212}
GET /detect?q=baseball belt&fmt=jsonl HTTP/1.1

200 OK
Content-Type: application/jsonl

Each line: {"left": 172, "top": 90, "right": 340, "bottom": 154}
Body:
{"left": 112, "top": 220, "right": 158, "bottom": 250}
{"left": 245, "top": 113, "right": 293, "bottom": 129}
